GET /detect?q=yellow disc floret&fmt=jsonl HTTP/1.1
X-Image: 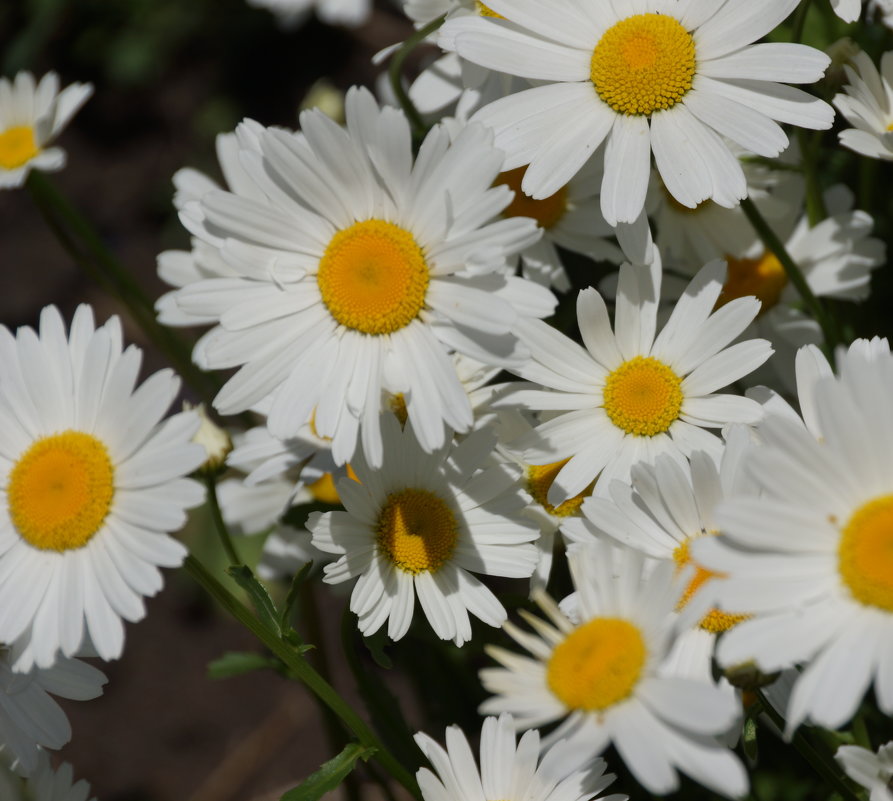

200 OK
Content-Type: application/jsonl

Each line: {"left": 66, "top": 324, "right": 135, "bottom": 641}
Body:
{"left": 718, "top": 251, "right": 788, "bottom": 314}
{"left": 495, "top": 167, "right": 569, "bottom": 229}
{"left": 547, "top": 617, "right": 647, "bottom": 712}
{"left": 527, "top": 459, "right": 593, "bottom": 517}
{"left": 377, "top": 488, "right": 459, "bottom": 574}
{"left": 603, "top": 356, "right": 683, "bottom": 437}
{"left": 0, "top": 125, "right": 40, "bottom": 170}
{"left": 8, "top": 431, "right": 115, "bottom": 552}
{"left": 673, "top": 538, "right": 749, "bottom": 634}
{"left": 838, "top": 494, "right": 893, "bottom": 611}
{"left": 591, "top": 14, "right": 696, "bottom": 116}
{"left": 476, "top": 1, "right": 504, "bottom": 18}
{"left": 317, "top": 219, "right": 430, "bottom": 335}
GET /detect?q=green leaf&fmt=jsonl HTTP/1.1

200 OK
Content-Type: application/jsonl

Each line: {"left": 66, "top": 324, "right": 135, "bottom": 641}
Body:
{"left": 227, "top": 564, "right": 280, "bottom": 635}
{"left": 743, "top": 715, "right": 758, "bottom": 763}
{"left": 362, "top": 628, "right": 392, "bottom": 670}
{"left": 279, "top": 561, "right": 314, "bottom": 635}
{"left": 208, "top": 651, "right": 276, "bottom": 680}
{"left": 280, "top": 743, "right": 376, "bottom": 801}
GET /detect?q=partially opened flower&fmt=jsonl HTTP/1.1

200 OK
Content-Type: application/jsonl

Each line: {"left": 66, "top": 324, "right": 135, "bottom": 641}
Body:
{"left": 834, "top": 49, "right": 893, "bottom": 160}
{"left": 439, "top": 0, "right": 833, "bottom": 224}
{"left": 836, "top": 742, "right": 893, "bottom": 801}
{"left": 308, "top": 415, "right": 539, "bottom": 645}
{"left": 0, "top": 306, "right": 206, "bottom": 670}
{"left": 0, "top": 72, "right": 92, "bottom": 189}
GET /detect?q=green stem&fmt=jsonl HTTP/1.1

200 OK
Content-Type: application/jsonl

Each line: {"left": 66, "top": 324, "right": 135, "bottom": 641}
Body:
{"left": 389, "top": 14, "right": 447, "bottom": 139}
{"left": 756, "top": 690, "right": 863, "bottom": 801}
{"left": 205, "top": 473, "right": 243, "bottom": 566}
{"left": 25, "top": 172, "right": 221, "bottom": 405}
{"left": 183, "top": 555, "right": 421, "bottom": 800}
{"left": 792, "top": 0, "right": 812, "bottom": 44}
{"left": 798, "top": 129, "right": 828, "bottom": 227}
{"left": 740, "top": 196, "right": 839, "bottom": 350}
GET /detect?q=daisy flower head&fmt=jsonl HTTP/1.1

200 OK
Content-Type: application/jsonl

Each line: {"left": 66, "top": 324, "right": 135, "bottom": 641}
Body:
{"left": 0, "top": 72, "right": 92, "bottom": 189}
{"left": 308, "top": 415, "right": 540, "bottom": 645}
{"left": 834, "top": 49, "right": 893, "bottom": 160}
{"left": 836, "top": 741, "right": 893, "bottom": 801}
{"left": 175, "top": 87, "right": 554, "bottom": 468}
{"left": 414, "top": 714, "right": 625, "bottom": 801}
{"left": 0, "top": 651, "right": 105, "bottom": 775}
{"left": 506, "top": 258, "right": 772, "bottom": 505}
{"left": 698, "top": 344, "right": 893, "bottom": 733}
{"left": 439, "top": 0, "right": 834, "bottom": 225}
{"left": 0, "top": 306, "right": 207, "bottom": 670}
{"left": 480, "top": 543, "right": 747, "bottom": 796}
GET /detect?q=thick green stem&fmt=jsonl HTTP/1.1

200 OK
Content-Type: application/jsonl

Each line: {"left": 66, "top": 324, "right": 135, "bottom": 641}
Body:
{"left": 756, "top": 690, "right": 863, "bottom": 801}
{"left": 389, "top": 14, "right": 447, "bottom": 139}
{"left": 798, "top": 129, "right": 828, "bottom": 228}
{"left": 25, "top": 172, "right": 221, "bottom": 405}
{"left": 740, "top": 196, "right": 839, "bottom": 350}
{"left": 205, "top": 473, "right": 243, "bottom": 567}
{"left": 791, "top": 0, "right": 812, "bottom": 44}
{"left": 183, "top": 555, "right": 421, "bottom": 800}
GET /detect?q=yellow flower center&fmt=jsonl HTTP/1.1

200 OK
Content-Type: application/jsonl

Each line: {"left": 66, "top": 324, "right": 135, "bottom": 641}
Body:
{"left": 717, "top": 252, "right": 788, "bottom": 314}
{"left": 602, "top": 356, "right": 683, "bottom": 437}
{"left": 494, "top": 166, "right": 569, "bottom": 229}
{"left": 317, "top": 219, "right": 430, "bottom": 335}
{"left": 527, "top": 459, "right": 593, "bottom": 517}
{"left": 547, "top": 617, "right": 647, "bottom": 712}
{"left": 376, "top": 488, "right": 459, "bottom": 574}
{"left": 8, "top": 431, "right": 115, "bottom": 552}
{"left": 476, "top": 1, "right": 504, "bottom": 17}
{"left": 590, "top": 13, "right": 696, "bottom": 116}
{"left": 309, "top": 465, "right": 360, "bottom": 505}
{"left": 838, "top": 494, "right": 893, "bottom": 611}
{"left": 0, "top": 125, "right": 40, "bottom": 170}
{"left": 389, "top": 393, "right": 409, "bottom": 426}
{"left": 673, "top": 539, "right": 749, "bottom": 634}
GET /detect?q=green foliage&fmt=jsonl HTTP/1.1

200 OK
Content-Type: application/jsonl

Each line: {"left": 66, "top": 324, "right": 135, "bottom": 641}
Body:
{"left": 280, "top": 744, "right": 377, "bottom": 801}
{"left": 207, "top": 650, "right": 277, "bottom": 679}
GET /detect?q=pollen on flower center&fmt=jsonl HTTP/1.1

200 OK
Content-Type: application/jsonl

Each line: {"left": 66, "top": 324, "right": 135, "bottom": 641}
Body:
{"left": 475, "top": 1, "right": 504, "bottom": 18}
{"left": 602, "top": 356, "right": 683, "bottom": 437}
{"left": 547, "top": 617, "right": 646, "bottom": 711}
{"left": 0, "top": 125, "right": 40, "bottom": 170}
{"left": 718, "top": 251, "right": 788, "bottom": 314}
{"left": 495, "top": 167, "right": 569, "bottom": 229}
{"left": 590, "top": 13, "right": 696, "bottom": 116}
{"left": 673, "top": 538, "right": 749, "bottom": 633}
{"left": 8, "top": 431, "right": 114, "bottom": 552}
{"left": 377, "top": 488, "right": 459, "bottom": 574}
{"left": 527, "top": 459, "right": 593, "bottom": 517}
{"left": 317, "top": 219, "right": 430, "bottom": 335}
{"left": 838, "top": 494, "right": 893, "bottom": 611}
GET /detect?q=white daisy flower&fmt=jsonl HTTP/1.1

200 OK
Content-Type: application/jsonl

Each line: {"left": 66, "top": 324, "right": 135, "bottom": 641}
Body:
{"left": 480, "top": 543, "right": 747, "bottom": 796}
{"left": 0, "top": 305, "right": 206, "bottom": 670}
{"left": 1, "top": 750, "right": 95, "bottom": 801}
{"left": 0, "top": 72, "right": 92, "bottom": 189}
{"left": 0, "top": 651, "right": 105, "bottom": 775}
{"left": 439, "top": 0, "right": 834, "bottom": 224}
{"left": 831, "top": 0, "right": 863, "bottom": 21}
{"left": 175, "top": 87, "right": 554, "bottom": 468}
{"left": 836, "top": 741, "right": 893, "bottom": 801}
{"left": 503, "top": 258, "right": 772, "bottom": 505}
{"left": 697, "top": 344, "right": 893, "bottom": 733}
{"left": 834, "top": 49, "right": 893, "bottom": 160}
{"left": 308, "top": 415, "right": 539, "bottom": 645}
{"left": 564, "top": 441, "right": 755, "bottom": 680}
{"left": 246, "top": 0, "right": 371, "bottom": 27}
{"left": 415, "top": 713, "right": 625, "bottom": 801}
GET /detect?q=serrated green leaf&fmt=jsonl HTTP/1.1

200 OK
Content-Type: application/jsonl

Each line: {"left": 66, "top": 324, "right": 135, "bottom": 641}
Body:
{"left": 208, "top": 651, "right": 276, "bottom": 679}
{"left": 227, "top": 564, "right": 280, "bottom": 635}
{"left": 280, "top": 743, "right": 376, "bottom": 801}
{"left": 280, "top": 561, "right": 314, "bottom": 635}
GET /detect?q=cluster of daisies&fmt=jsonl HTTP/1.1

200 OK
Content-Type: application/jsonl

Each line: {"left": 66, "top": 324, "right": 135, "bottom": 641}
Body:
{"left": 4, "top": 0, "right": 893, "bottom": 799}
